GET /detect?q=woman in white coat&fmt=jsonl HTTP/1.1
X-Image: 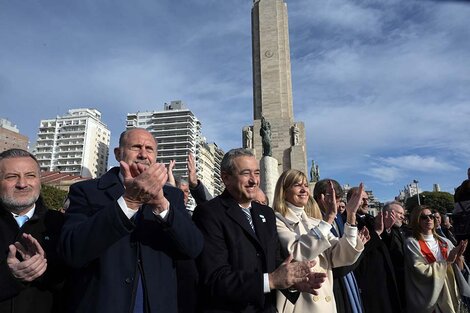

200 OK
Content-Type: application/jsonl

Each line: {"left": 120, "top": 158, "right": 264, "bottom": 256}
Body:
{"left": 273, "top": 169, "right": 367, "bottom": 313}
{"left": 405, "top": 205, "right": 468, "bottom": 313}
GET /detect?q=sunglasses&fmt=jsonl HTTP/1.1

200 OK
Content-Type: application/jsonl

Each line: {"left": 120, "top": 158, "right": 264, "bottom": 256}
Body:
{"left": 419, "top": 214, "right": 435, "bottom": 221}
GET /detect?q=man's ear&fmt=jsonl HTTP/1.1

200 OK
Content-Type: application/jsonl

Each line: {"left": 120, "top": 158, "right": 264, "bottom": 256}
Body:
{"left": 221, "top": 171, "right": 230, "bottom": 186}
{"left": 114, "top": 147, "right": 121, "bottom": 162}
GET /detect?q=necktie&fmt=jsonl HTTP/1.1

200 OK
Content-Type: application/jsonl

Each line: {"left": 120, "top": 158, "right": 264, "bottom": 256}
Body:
{"left": 242, "top": 207, "right": 255, "bottom": 232}
{"left": 15, "top": 215, "right": 29, "bottom": 227}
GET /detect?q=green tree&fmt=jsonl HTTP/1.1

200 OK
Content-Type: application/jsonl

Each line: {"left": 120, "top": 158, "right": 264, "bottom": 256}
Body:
{"left": 40, "top": 184, "right": 68, "bottom": 210}
{"left": 405, "top": 191, "right": 454, "bottom": 215}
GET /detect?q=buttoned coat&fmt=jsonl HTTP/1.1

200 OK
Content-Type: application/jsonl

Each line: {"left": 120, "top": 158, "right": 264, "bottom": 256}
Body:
{"left": 353, "top": 214, "right": 402, "bottom": 313}
{"left": 0, "top": 200, "right": 66, "bottom": 313}
{"left": 275, "top": 209, "right": 363, "bottom": 313}
{"left": 59, "top": 167, "right": 203, "bottom": 313}
{"left": 192, "top": 190, "right": 281, "bottom": 313}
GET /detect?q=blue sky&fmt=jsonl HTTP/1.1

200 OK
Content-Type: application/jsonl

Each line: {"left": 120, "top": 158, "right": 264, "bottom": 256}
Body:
{"left": 1, "top": 0, "right": 469, "bottom": 202}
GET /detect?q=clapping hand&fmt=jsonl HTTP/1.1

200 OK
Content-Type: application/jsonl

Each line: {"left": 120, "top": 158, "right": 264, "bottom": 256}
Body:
{"left": 7, "top": 233, "right": 47, "bottom": 282}
{"left": 121, "top": 161, "right": 168, "bottom": 210}
{"left": 320, "top": 180, "right": 337, "bottom": 224}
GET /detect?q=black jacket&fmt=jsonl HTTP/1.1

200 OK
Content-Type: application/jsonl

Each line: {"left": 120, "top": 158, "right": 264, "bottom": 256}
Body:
{"left": 59, "top": 167, "right": 203, "bottom": 313}
{"left": 0, "top": 201, "right": 66, "bottom": 313}
{"left": 193, "top": 190, "right": 281, "bottom": 313}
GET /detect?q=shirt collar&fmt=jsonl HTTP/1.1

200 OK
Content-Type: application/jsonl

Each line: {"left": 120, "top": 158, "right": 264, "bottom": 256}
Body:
{"left": 11, "top": 205, "right": 36, "bottom": 220}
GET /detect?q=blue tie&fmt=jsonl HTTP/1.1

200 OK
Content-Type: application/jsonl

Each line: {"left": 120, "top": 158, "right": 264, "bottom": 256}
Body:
{"left": 15, "top": 215, "right": 29, "bottom": 227}
{"left": 133, "top": 209, "right": 144, "bottom": 313}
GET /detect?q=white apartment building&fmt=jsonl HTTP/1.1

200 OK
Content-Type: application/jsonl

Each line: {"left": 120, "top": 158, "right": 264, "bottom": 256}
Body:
{"left": 35, "top": 108, "right": 110, "bottom": 178}
{"left": 126, "top": 100, "right": 224, "bottom": 197}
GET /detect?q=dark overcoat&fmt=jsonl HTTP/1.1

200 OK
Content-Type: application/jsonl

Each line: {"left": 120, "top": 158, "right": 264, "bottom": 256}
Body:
{"left": 0, "top": 201, "right": 65, "bottom": 313}
{"left": 59, "top": 167, "right": 203, "bottom": 313}
{"left": 353, "top": 214, "right": 402, "bottom": 313}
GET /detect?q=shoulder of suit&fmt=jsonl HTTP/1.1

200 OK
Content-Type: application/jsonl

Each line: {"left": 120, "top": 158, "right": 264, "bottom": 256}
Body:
{"left": 70, "top": 167, "right": 119, "bottom": 190}
{"left": 163, "top": 184, "right": 182, "bottom": 195}
{"left": 252, "top": 202, "right": 275, "bottom": 217}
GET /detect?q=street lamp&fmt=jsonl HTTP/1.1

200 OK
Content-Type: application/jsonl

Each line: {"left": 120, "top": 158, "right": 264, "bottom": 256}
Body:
{"left": 413, "top": 180, "right": 421, "bottom": 206}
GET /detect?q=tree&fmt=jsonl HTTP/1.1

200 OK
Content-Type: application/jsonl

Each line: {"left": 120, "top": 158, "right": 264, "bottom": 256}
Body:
{"left": 41, "top": 184, "right": 68, "bottom": 211}
{"left": 405, "top": 191, "right": 454, "bottom": 215}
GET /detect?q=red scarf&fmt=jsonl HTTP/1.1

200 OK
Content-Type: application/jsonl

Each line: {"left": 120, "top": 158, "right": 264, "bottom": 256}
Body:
{"left": 418, "top": 238, "right": 448, "bottom": 263}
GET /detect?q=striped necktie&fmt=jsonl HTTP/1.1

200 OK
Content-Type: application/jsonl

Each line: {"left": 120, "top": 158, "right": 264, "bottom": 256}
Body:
{"left": 15, "top": 215, "right": 29, "bottom": 227}
{"left": 241, "top": 207, "right": 255, "bottom": 232}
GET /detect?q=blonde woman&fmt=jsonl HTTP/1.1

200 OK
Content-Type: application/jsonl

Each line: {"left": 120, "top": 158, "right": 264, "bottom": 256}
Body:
{"left": 273, "top": 169, "right": 366, "bottom": 313}
{"left": 405, "top": 206, "right": 468, "bottom": 313}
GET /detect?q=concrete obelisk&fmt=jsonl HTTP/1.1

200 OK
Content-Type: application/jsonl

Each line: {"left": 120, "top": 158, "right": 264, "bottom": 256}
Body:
{"left": 244, "top": 0, "right": 308, "bottom": 202}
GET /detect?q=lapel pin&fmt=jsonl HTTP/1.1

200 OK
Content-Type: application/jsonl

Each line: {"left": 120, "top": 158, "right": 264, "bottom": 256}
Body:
{"left": 259, "top": 215, "right": 266, "bottom": 223}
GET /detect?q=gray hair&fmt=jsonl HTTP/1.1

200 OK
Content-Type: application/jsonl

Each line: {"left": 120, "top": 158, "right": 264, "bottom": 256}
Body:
{"left": 383, "top": 201, "right": 404, "bottom": 212}
{"left": 176, "top": 178, "right": 189, "bottom": 188}
{"left": 221, "top": 148, "right": 255, "bottom": 174}
{"left": 0, "top": 149, "right": 39, "bottom": 167}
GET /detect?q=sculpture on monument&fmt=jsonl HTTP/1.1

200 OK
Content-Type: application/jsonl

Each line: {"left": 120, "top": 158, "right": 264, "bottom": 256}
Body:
{"left": 245, "top": 127, "right": 253, "bottom": 149}
{"left": 292, "top": 123, "right": 300, "bottom": 146}
{"left": 310, "top": 160, "right": 320, "bottom": 183}
{"left": 260, "top": 116, "right": 272, "bottom": 157}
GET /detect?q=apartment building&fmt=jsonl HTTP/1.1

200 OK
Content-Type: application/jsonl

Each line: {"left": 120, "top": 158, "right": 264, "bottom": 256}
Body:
{"left": 35, "top": 108, "right": 110, "bottom": 178}
{"left": 126, "top": 100, "right": 223, "bottom": 197}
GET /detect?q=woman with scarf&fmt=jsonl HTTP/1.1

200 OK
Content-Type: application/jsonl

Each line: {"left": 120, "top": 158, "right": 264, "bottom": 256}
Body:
{"left": 405, "top": 205, "right": 469, "bottom": 313}
{"left": 273, "top": 169, "right": 367, "bottom": 313}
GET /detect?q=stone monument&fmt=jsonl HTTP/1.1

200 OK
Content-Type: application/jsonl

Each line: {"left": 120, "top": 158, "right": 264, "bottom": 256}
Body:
{"left": 246, "top": 0, "right": 308, "bottom": 178}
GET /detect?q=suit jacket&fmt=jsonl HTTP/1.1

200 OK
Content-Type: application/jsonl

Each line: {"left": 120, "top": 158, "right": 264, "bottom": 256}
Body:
{"left": 59, "top": 167, "right": 204, "bottom": 313}
{"left": 190, "top": 180, "right": 213, "bottom": 206}
{"left": 0, "top": 200, "right": 66, "bottom": 313}
{"left": 176, "top": 180, "right": 212, "bottom": 313}
{"left": 192, "top": 190, "right": 280, "bottom": 313}
{"left": 381, "top": 225, "right": 407, "bottom": 310}
{"left": 353, "top": 214, "right": 402, "bottom": 313}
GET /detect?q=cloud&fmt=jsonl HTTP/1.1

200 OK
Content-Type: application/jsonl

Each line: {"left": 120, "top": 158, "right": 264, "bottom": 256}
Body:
{"left": 380, "top": 155, "right": 458, "bottom": 172}
{"left": 368, "top": 166, "right": 402, "bottom": 183}
{"left": 1, "top": 0, "right": 470, "bottom": 201}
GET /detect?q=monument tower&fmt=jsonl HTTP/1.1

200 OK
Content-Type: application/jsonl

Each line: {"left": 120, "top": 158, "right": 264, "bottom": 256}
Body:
{"left": 244, "top": 0, "right": 308, "bottom": 177}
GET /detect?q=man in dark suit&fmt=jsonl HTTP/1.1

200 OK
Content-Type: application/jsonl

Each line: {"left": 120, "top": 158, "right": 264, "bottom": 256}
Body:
{"left": 0, "top": 149, "right": 65, "bottom": 313}
{"left": 381, "top": 201, "right": 408, "bottom": 311}
{"left": 347, "top": 188, "right": 402, "bottom": 313}
{"left": 193, "top": 148, "right": 323, "bottom": 313}
{"left": 59, "top": 128, "right": 203, "bottom": 313}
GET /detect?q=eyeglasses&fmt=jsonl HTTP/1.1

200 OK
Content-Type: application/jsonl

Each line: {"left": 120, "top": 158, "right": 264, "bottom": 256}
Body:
{"left": 419, "top": 214, "right": 435, "bottom": 221}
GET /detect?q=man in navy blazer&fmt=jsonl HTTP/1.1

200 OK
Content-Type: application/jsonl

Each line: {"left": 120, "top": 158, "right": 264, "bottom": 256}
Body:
{"left": 59, "top": 128, "right": 203, "bottom": 313}
{"left": 193, "top": 148, "right": 323, "bottom": 313}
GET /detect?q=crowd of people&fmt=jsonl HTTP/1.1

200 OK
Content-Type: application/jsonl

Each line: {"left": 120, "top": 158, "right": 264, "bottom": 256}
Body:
{"left": 1, "top": 127, "right": 469, "bottom": 313}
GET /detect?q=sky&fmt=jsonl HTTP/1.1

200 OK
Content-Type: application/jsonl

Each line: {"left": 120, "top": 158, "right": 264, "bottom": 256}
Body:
{"left": 1, "top": 0, "right": 469, "bottom": 202}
